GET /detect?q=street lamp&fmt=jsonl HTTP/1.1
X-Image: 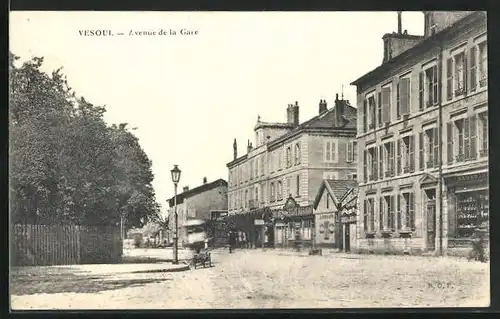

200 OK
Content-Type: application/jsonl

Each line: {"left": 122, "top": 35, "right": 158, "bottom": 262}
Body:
{"left": 171, "top": 165, "right": 181, "bottom": 264}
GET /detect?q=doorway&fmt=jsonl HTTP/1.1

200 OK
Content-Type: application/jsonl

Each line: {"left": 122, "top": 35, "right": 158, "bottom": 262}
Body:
{"left": 425, "top": 189, "right": 436, "bottom": 251}
{"left": 344, "top": 224, "right": 351, "bottom": 252}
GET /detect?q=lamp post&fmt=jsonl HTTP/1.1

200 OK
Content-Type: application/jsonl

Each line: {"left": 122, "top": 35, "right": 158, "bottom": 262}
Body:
{"left": 171, "top": 165, "right": 181, "bottom": 264}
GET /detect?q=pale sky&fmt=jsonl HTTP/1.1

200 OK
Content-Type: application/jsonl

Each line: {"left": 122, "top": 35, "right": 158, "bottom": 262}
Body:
{"left": 10, "top": 11, "right": 423, "bottom": 211}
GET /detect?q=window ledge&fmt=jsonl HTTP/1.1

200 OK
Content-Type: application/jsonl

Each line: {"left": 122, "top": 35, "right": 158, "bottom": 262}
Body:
{"left": 381, "top": 230, "right": 394, "bottom": 238}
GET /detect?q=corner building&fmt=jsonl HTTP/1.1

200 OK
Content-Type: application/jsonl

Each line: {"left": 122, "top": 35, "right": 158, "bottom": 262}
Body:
{"left": 351, "top": 12, "right": 488, "bottom": 255}
{"left": 226, "top": 96, "right": 357, "bottom": 249}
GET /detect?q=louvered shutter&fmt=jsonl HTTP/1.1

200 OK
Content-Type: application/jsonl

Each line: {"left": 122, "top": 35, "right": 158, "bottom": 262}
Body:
{"left": 446, "top": 58, "right": 453, "bottom": 101}
{"left": 419, "top": 132, "right": 424, "bottom": 170}
{"left": 433, "top": 128, "right": 439, "bottom": 167}
{"left": 409, "top": 193, "right": 415, "bottom": 230}
{"left": 447, "top": 122, "right": 454, "bottom": 164}
{"left": 363, "top": 150, "right": 367, "bottom": 182}
{"left": 379, "top": 145, "right": 384, "bottom": 179}
{"left": 463, "top": 52, "right": 468, "bottom": 94}
{"left": 377, "top": 92, "right": 382, "bottom": 127}
{"left": 433, "top": 65, "right": 439, "bottom": 105}
{"left": 396, "top": 139, "right": 402, "bottom": 175}
{"left": 409, "top": 135, "right": 415, "bottom": 171}
{"left": 382, "top": 87, "right": 391, "bottom": 124}
{"left": 396, "top": 82, "right": 401, "bottom": 119}
{"left": 419, "top": 72, "right": 424, "bottom": 111}
{"left": 470, "top": 115, "right": 477, "bottom": 159}
{"left": 464, "top": 118, "right": 470, "bottom": 160}
{"left": 389, "top": 141, "right": 395, "bottom": 175}
{"left": 373, "top": 148, "right": 378, "bottom": 180}
{"left": 400, "top": 78, "right": 410, "bottom": 115}
{"left": 379, "top": 198, "right": 384, "bottom": 230}
{"left": 363, "top": 99, "right": 368, "bottom": 132}
{"left": 364, "top": 200, "right": 368, "bottom": 231}
{"left": 347, "top": 141, "right": 353, "bottom": 162}
{"left": 470, "top": 46, "right": 477, "bottom": 92}
{"left": 397, "top": 194, "right": 401, "bottom": 230}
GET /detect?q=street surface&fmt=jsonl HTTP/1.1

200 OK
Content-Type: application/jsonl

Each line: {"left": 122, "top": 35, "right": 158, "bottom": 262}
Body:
{"left": 11, "top": 249, "right": 489, "bottom": 309}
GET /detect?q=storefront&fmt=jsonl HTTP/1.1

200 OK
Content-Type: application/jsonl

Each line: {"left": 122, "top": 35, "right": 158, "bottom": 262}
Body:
{"left": 445, "top": 171, "right": 489, "bottom": 252}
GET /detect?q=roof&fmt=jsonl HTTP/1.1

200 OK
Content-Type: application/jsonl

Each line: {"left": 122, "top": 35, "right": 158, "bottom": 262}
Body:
{"left": 268, "top": 100, "right": 357, "bottom": 148}
{"left": 168, "top": 178, "right": 227, "bottom": 207}
{"left": 350, "top": 11, "right": 485, "bottom": 88}
{"left": 313, "top": 179, "right": 358, "bottom": 210}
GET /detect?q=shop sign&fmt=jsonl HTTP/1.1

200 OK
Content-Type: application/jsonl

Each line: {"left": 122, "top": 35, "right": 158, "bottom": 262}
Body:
{"left": 340, "top": 216, "right": 356, "bottom": 224}
{"left": 447, "top": 172, "right": 488, "bottom": 185}
{"left": 254, "top": 219, "right": 265, "bottom": 225}
{"left": 275, "top": 222, "right": 285, "bottom": 227}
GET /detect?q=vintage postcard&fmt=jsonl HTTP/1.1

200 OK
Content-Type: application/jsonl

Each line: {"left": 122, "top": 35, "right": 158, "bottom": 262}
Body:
{"left": 9, "top": 11, "right": 489, "bottom": 310}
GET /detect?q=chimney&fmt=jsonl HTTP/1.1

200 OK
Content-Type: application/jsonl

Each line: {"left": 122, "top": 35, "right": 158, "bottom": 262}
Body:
{"left": 233, "top": 138, "right": 237, "bottom": 160}
{"left": 319, "top": 99, "right": 328, "bottom": 114}
{"left": 247, "top": 139, "right": 253, "bottom": 153}
{"left": 183, "top": 186, "right": 189, "bottom": 192}
{"left": 286, "top": 104, "right": 294, "bottom": 124}
{"left": 397, "top": 11, "right": 402, "bottom": 34}
{"left": 334, "top": 94, "right": 344, "bottom": 127}
{"left": 292, "top": 101, "right": 299, "bottom": 126}
{"left": 203, "top": 177, "right": 207, "bottom": 184}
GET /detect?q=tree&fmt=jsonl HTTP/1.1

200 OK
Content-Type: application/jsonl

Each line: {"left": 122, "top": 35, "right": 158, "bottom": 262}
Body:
{"left": 9, "top": 52, "right": 160, "bottom": 227}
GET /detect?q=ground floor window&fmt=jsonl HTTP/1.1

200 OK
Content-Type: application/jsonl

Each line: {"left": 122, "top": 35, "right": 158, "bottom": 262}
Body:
{"left": 456, "top": 190, "right": 489, "bottom": 238}
{"left": 301, "top": 219, "right": 312, "bottom": 240}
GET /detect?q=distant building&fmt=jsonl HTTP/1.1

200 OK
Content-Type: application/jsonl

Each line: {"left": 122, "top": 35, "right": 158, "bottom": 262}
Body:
{"left": 226, "top": 94, "right": 357, "bottom": 248}
{"left": 351, "top": 12, "right": 488, "bottom": 255}
{"left": 167, "top": 178, "right": 228, "bottom": 246}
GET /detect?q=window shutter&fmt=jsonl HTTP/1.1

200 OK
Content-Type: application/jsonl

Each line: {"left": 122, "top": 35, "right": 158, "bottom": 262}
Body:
{"left": 409, "top": 135, "right": 415, "bottom": 171}
{"left": 419, "top": 132, "right": 424, "bottom": 170}
{"left": 432, "top": 65, "right": 438, "bottom": 105}
{"left": 382, "top": 87, "right": 391, "bottom": 124}
{"left": 397, "top": 195, "right": 401, "bottom": 230}
{"left": 353, "top": 141, "right": 358, "bottom": 162}
{"left": 447, "top": 122, "right": 454, "bottom": 164}
{"left": 470, "top": 115, "right": 477, "bottom": 159}
{"left": 446, "top": 58, "right": 453, "bottom": 101}
{"left": 363, "top": 99, "right": 368, "bottom": 132}
{"left": 397, "top": 139, "right": 402, "bottom": 175}
{"left": 389, "top": 142, "right": 395, "bottom": 175}
{"left": 464, "top": 118, "right": 470, "bottom": 159}
{"left": 347, "top": 141, "right": 353, "bottom": 162}
{"left": 379, "top": 145, "right": 384, "bottom": 179}
{"left": 409, "top": 193, "right": 415, "bottom": 230}
{"left": 400, "top": 78, "right": 410, "bottom": 116}
{"left": 363, "top": 200, "right": 368, "bottom": 231}
{"left": 363, "top": 150, "right": 367, "bottom": 182}
{"left": 463, "top": 52, "right": 468, "bottom": 94}
{"left": 433, "top": 128, "right": 440, "bottom": 167}
{"left": 325, "top": 141, "right": 331, "bottom": 162}
{"left": 470, "top": 46, "right": 477, "bottom": 92}
{"left": 379, "top": 198, "right": 384, "bottom": 230}
{"left": 373, "top": 148, "right": 378, "bottom": 180}
{"left": 419, "top": 71, "right": 424, "bottom": 111}
{"left": 396, "top": 82, "right": 401, "bottom": 119}
{"left": 391, "top": 196, "right": 396, "bottom": 230}
{"left": 377, "top": 92, "right": 382, "bottom": 127}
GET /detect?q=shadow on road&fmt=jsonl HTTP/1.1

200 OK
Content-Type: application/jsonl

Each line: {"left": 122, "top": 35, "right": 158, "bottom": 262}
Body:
{"left": 11, "top": 272, "right": 171, "bottom": 296}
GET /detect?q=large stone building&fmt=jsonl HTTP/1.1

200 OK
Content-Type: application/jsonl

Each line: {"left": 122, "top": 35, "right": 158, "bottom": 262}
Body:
{"left": 167, "top": 178, "right": 228, "bottom": 246}
{"left": 350, "top": 12, "right": 488, "bottom": 255}
{"left": 226, "top": 95, "right": 357, "bottom": 248}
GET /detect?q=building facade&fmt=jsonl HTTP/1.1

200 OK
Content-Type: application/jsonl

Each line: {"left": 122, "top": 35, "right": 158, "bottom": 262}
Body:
{"left": 167, "top": 178, "right": 228, "bottom": 246}
{"left": 351, "top": 11, "right": 488, "bottom": 256}
{"left": 226, "top": 95, "right": 358, "bottom": 248}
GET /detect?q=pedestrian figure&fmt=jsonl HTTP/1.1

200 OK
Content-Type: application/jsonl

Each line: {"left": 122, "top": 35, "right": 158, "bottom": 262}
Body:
{"left": 228, "top": 231, "right": 233, "bottom": 253}
{"left": 468, "top": 232, "right": 487, "bottom": 262}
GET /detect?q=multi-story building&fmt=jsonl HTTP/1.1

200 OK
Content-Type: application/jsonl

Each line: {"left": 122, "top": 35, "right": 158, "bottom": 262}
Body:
{"left": 167, "top": 177, "right": 228, "bottom": 246}
{"left": 226, "top": 95, "right": 357, "bottom": 248}
{"left": 351, "top": 11, "right": 488, "bottom": 256}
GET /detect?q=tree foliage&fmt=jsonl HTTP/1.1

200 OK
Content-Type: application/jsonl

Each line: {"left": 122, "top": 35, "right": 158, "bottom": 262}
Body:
{"left": 9, "top": 52, "right": 159, "bottom": 228}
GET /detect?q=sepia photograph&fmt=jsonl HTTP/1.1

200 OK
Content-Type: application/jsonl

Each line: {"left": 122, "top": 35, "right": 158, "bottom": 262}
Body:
{"left": 9, "top": 10, "right": 489, "bottom": 310}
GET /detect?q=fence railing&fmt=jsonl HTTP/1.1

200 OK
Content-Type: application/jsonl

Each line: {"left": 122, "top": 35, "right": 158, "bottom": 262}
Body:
{"left": 11, "top": 224, "right": 123, "bottom": 266}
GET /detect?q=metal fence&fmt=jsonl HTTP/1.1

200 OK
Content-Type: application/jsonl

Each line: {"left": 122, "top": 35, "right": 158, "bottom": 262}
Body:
{"left": 11, "top": 224, "right": 123, "bottom": 266}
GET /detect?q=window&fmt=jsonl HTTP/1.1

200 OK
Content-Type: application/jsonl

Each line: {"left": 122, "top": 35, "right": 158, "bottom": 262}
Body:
{"left": 424, "top": 127, "right": 439, "bottom": 169}
{"left": 381, "top": 86, "right": 391, "bottom": 124}
{"left": 270, "top": 182, "right": 276, "bottom": 202}
{"left": 286, "top": 146, "right": 292, "bottom": 168}
{"left": 364, "top": 198, "right": 375, "bottom": 232}
{"left": 397, "top": 135, "right": 415, "bottom": 174}
{"left": 249, "top": 161, "right": 253, "bottom": 180}
{"left": 295, "top": 174, "right": 300, "bottom": 197}
{"left": 326, "top": 194, "right": 330, "bottom": 209}
{"left": 423, "top": 65, "right": 438, "bottom": 108}
{"left": 366, "top": 147, "right": 378, "bottom": 181}
{"left": 295, "top": 143, "right": 301, "bottom": 165}
{"left": 255, "top": 186, "right": 259, "bottom": 205}
{"left": 347, "top": 141, "right": 357, "bottom": 163}
{"left": 398, "top": 77, "right": 410, "bottom": 117}
{"left": 244, "top": 189, "right": 248, "bottom": 208}
{"left": 324, "top": 140, "right": 337, "bottom": 162}
{"left": 479, "top": 112, "right": 488, "bottom": 157}
{"left": 398, "top": 192, "right": 415, "bottom": 230}
{"left": 277, "top": 149, "right": 282, "bottom": 169}
{"left": 350, "top": 173, "right": 357, "bottom": 180}
{"left": 383, "top": 196, "right": 395, "bottom": 231}
{"left": 277, "top": 181, "right": 283, "bottom": 200}
{"left": 261, "top": 156, "right": 265, "bottom": 176}
{"left": 453, "top": 51, "right": 466, "bottom": 97}
{"left": 454, "top": 116, "right": 477, "bottom": 162}
{"left": 255, "top": 158, "right": 259, "bottom": 178}
{"left": 285, "top": 177, "right": 292, "bottom": 198}
{"left": 383, "top": 141, "right": 395, "bottom": 178}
